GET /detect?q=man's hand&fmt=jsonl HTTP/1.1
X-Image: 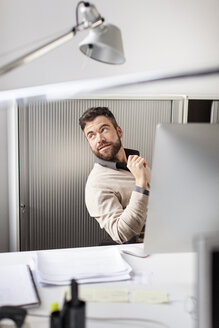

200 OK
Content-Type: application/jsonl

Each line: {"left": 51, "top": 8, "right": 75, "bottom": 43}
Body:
{"left": 127, "top": 155, "right": 150, "bottom": 190}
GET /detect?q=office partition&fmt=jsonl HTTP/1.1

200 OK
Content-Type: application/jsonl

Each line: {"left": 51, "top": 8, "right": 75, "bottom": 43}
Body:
{"left": 18, "top": 96, "right": 184, "bottom": 250}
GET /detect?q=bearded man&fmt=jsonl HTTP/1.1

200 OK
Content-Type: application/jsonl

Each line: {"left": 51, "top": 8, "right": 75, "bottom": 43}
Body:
{"left": 79, "top": 107, "right": 150, "bottom": 244}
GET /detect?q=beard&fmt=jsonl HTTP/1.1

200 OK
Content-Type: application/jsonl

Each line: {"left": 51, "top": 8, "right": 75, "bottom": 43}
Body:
{"left": 93, "top": 135, "right": 122, "bottom": 161}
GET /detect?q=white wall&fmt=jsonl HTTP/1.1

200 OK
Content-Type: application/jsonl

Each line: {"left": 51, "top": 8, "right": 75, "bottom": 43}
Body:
{"left": 0, "top": 0, "right": 219, "bottom": 251}
{"left": 0, "top": 0, "right": 219, "bottom": 94}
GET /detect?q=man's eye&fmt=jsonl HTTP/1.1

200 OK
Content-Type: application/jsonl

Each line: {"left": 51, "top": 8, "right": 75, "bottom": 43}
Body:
{"left": 101, "top": 127, "right": 107, "bottom": 133}
{"left": 88, "top": 134, "right": 94, "bottom": 139}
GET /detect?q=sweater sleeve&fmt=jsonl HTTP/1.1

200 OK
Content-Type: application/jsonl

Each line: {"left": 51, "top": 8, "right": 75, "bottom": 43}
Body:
{"left": 85, "top": 183, "right": 149, "bottom": 244}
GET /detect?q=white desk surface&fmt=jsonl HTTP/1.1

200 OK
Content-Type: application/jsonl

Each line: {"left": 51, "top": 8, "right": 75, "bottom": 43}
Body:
{"left": 0, "top": 244, "right": 197, "bottom": 328}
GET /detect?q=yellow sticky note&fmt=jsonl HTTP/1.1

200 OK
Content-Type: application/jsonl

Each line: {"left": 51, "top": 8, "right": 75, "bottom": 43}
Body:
{"left": 63, "top": 287, "right": 168, "bottom": 304}
{"left": 62, "top": 286, "right": 95, "bottom": 302}
{"left": 79, "top": 288, "right": 129, "bottom": 303}
{"left": 79, "top": 288, "right": 95, "bottom": 302}
{"left": 93, "top": 288, "right": 129, "bottom": 303}
{"left": 132, "top": 290, "right": 168, "bottom": 304}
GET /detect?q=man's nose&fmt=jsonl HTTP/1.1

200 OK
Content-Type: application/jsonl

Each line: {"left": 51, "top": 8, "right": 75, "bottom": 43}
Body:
{"left": 96, "top": 132, "right": 105, "bottom": 143}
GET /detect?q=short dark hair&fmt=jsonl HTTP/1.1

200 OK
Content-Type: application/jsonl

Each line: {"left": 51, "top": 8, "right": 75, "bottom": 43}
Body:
{"left": 79, "top": 107, "right": 118, "bottom": 131}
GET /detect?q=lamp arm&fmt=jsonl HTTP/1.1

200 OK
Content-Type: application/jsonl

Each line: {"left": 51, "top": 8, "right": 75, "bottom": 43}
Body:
{"left": 0, "top": 2, "right": 106, "bottom": 76}
{"left": 0, "top": 28, "right": 77, "bottom": 76}
{"left": 0, "top": 16, "right": 103, "bottom": 76}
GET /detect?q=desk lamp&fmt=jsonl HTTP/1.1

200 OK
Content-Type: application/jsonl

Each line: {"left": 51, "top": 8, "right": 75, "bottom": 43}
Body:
{"left": 0, "top": 1, "right": 125, "bottom": 76}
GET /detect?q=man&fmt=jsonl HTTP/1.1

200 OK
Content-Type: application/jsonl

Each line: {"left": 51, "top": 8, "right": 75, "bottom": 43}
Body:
{"left": 79, "top": 107, "right": 150, "bottom": 244}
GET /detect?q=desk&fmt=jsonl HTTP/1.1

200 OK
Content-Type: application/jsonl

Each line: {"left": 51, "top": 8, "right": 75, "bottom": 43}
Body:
{"left": 0, "top": 244, "right": 196, "bottom": 328}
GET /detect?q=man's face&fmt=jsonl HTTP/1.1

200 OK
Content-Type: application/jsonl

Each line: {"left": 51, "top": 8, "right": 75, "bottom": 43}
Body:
{"left": 84, "top": 116, "right": 123, "bottom": 161}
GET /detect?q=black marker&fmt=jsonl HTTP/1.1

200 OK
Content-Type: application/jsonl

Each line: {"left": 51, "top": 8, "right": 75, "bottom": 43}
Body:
{"left": 71, "top": 279, "right": 79, "bottom": 306}
{"left": 62, "top": 279, "right": 86, "bottom": 328}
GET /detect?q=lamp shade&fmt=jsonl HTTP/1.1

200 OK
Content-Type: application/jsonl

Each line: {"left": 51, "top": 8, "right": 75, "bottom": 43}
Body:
{"left": 79, "top": 23, "right": 125, "bottom": 65}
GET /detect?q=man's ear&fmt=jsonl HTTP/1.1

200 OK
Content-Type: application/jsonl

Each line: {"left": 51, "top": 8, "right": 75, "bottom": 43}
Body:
{"left": 117, "top": 126, "right": 123, "bottom": 138}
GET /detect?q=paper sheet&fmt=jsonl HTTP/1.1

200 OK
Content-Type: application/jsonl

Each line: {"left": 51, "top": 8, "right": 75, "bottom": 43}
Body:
{"left": 35, "top": 247, "right": 132, "bottom": 285}
{"left": 0, "top": 264, "right": 40, "bottom": 307}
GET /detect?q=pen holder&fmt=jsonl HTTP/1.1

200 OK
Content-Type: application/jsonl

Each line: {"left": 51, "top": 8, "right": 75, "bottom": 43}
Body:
{"left": 50, "top": 279, "right": 86, "bottom": 328}
{"left": 62, "top": 299, "right": 86, "bottom": 328}
{"left": 50, "top": 309, "right": 62, "bottom": 328}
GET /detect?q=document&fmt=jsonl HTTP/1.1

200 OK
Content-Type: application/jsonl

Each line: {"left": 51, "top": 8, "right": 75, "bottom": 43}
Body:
{"left": 35, "top": 247, "right": 132, "bottom": 285}
{"left": 0, "top": 264, "right": 40, "bottom": 308}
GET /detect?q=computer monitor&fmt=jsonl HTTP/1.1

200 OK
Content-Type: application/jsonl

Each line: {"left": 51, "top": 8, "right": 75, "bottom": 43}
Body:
{"left": 196, "top": 232, "right": 219, "bottom": 328}
{"left": 144, "top": 123, "right": 219, "bottom": 254}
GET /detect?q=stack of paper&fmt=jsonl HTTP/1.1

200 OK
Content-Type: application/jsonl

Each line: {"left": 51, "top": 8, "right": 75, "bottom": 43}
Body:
{"left": 35, "top": 247, "right": 132, "bottom": 285}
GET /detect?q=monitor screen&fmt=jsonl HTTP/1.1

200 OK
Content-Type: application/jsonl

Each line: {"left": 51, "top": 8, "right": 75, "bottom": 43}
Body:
{"left": 144, "top": 123, "right": 219, "bottom": 254}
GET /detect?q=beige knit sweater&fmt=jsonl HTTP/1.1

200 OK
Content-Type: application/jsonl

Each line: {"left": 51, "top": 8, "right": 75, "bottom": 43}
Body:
{"left": 85, "top": 163, "right": 149, "bottom": 243}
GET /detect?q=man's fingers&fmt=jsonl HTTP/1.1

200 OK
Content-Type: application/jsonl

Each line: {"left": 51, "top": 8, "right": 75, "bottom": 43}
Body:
{"left": 127, "top": 155, "right": 147, "bottom": 167}
{"left": 128, "top": 155, "right": 138, "bottom": 162}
